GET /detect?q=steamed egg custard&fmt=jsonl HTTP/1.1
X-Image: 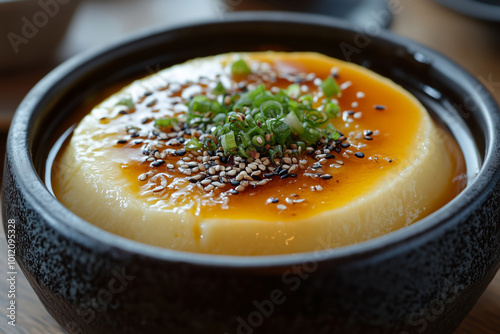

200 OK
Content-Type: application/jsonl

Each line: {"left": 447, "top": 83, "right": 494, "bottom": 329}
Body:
{"left": 53, "top": 52, "right": 466, "bottom": 255}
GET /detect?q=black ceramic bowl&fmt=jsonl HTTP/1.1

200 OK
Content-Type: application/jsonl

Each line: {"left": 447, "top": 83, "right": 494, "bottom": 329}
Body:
{"left": 3, "top": 12, "right": 500, "bottom": 334}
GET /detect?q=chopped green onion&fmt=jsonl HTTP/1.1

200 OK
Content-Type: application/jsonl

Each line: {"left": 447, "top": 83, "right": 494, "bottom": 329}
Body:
{"left": 324, "top": 101, "right": 340, "bottom": 118}
{"left": 321, "top": 76, "right": 340, "bottom": 97}
{"left": 252, "top": 135, "right": 265, "bottom": 147}
{"left": 272, "top": 121, "right": 291, "bottom": 145}
{"left": 155, "top": 117, "right": 178, "bottom": 127}
{"left": 220, "top": 131, "right": 237, "bottom": 153}
{"left": 260, "top": 100, "right": 283, "bottom": 118}
{"left": 231, "top": 59, "right": 251, "bottom": 75}
{"left": 286, "top": 84, "right": 301, "bottom": 99}
{"left": 116, "top": 97, "right": 134, "bottom": 109}
{"left": 185, "top": 137, "right": 203, "bottom": 151}
{"left": 325, "top": 123, "right": 341, "bottom": 140}
{"left": 238, "top": 146, "right": 250, "bottom": 158}
{"left": 283, "top": 111, "right": 304, "bottom": 135}
{"left": 212, "top": 82, "right": 226, "bottom": 96}
{"left": 298, "top": 94, "right": 313, "bottom": 106}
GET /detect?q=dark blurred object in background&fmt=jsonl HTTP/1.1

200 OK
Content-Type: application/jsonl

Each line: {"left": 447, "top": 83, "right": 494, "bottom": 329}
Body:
{"left": 226, "top": 0, "right": 392, "bottom": 28}
{"left": 0, "top": 0, "right": 81, "bottom": 73}
{"left": 434, "top": 0, "right": 500, "bottom": 23}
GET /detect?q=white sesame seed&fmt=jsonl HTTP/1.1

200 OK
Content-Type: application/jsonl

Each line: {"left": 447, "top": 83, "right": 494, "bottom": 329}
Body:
{"left": 340, "top": 81, "right": 352, "bottom": 90}
{"left": 204, "top": 185, "right": 214, "bottom": 192}
{"left": 138, "top": 173, "right": 148, "bottom": 181}
{"left": 277, "top": 204, "right": 287, "bottom": 210}
{"left": 235, "top": 185, "right": 245, "bottom": 192}
{"left": 356, "top": 91, "right": 365, "bottom": 99}
{"left": 315, "top": 185, "right": 323, "bottom": 192}
{"left": 152, "top": 186, "right": 165, "bottom": 192}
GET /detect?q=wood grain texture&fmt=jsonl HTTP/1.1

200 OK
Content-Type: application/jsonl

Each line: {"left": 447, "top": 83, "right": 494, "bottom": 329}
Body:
{"left": 0, "top": 0, "right": 499, "bottom": 333}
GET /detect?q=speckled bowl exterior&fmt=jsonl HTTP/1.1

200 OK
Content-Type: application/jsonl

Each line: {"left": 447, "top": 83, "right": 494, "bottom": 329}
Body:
{"left": 3, "top": 13, "right": 500, "bottom": 334}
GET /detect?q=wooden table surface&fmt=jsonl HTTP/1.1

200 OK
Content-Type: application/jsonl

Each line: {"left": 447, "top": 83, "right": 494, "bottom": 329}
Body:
{"left": 0, "top": 0, "right": 499, "bottom": 333}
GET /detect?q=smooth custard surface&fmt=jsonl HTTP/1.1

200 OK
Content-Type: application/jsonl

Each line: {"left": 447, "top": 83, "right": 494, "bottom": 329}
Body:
{"left": 53, "top": 52, "right": 465, "bottom": 255}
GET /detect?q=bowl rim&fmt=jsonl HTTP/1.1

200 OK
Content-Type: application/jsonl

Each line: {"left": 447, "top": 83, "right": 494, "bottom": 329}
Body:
{"left": 6, "top": 11, "right": 500, "bottom": 268}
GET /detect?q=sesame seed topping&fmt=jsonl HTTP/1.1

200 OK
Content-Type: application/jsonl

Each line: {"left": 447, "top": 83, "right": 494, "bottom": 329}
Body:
{"left": 354, "top": 152, "right": 365, "bottom": 158}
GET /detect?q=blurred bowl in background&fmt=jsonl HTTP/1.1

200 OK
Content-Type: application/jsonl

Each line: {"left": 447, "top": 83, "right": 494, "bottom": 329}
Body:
{"left": 0, "top": 0, "right": 80, "bottom": 72}
{"left": 434, "top": 0, "right": 500, "bottom": 23}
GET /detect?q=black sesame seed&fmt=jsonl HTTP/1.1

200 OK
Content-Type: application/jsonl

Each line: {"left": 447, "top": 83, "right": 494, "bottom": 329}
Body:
{"left": 230, "top": 180, "right": 240, "bottom": 186}
{"left": 188, "top": 178, "right": 198, "bottom": 183}
{"left": 118, "top": 110, "right": 129, "bottom": 115}
{"left": 271, "top": 198, "right": 279, "bottom": 203}
{"left": 131, "top": 132, "right": 140, "bottom": 138}
{"left": 280, "top": 173, "right": 291, "bottom": 179}
{"left": 117, "top": 139, "right": 128, "bottom": 144}
{"left": 334, "top": 147, "right": 342, "bottom": 153}
{"left": 374, "top": 105, "right": 386, "bottom": 110}
{"left": 320, "top": 175, "right": 333, "bottom": 180}
{"left": 263, "top": 173, "right": 275, "bottom": 178}
{"left": 279, "top": 169, "right": 288, "bottom": 176}
{"left": 229, "top": 189, "right": 239, "bottom": 195}
{"left": 307, "top": 150, "right": 315, "bottom": 156}
{"left": 252, "top": 175, "right": 263, "bottom": 181}
{"left": 340, "top": 142, "right": 350, "bottom": 148}
{"left": 289, "top": 173, "right": 297, "bottom": 178}
{"left": 151, "top": 160, "right": 165, "bottom": 167}
{"left": 178, "top": 137, "right": 185, "bottom": 144}
{"left": 325, "top": 154, "right": 335, "bottom": 159}
{"left": 143, "top": 91, "right": 153, "bottom": 97}
{"left": 152, "top": 130, "right": 159, "bottom": 136}
{"left": 133, "top": 139, "right": 143, "bottom": 145}
{"left": 175, "top": 149, "right": 186, "bottom": 156}
{"left": 274, "top": 166, "right": 283, "bottom": 174}
{"left": 347, "top": 110, "right": 355, "bottom": 115}
{"left": 184, "top": 129, "right": 192, "bottom": 135}
{"left": 364, "top": 130, "right": 373, "bottom": 136}
{"left": 364, "top": 136, "right": 373, "bottom": 141}
{"left": 221, "top": 156, "right": 228, "bottom": 163}
{"left": 355, "top": 152, "right": 365, "bottom": 158}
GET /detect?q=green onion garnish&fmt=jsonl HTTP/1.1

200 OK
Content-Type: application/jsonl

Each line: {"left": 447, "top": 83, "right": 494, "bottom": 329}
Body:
{"left": 116, "top": 97, "right": 134, "bottom": 109}
{"left": 155, "top": 117, "right": 178, "bottom": 127}
{"left": 212, "top": 82, "right": 226, "bottom": 96}
{"left": 220, "top": 131, "right": 237, "bottom": 153}
{"left": 321, "top": 76, "right": 340, "bottom": 97}
{"left": 154, "top": 79, "right": 341, "bottom": 159}
{"left": 231, "top": 59, "right": 251, "bottom": 76}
